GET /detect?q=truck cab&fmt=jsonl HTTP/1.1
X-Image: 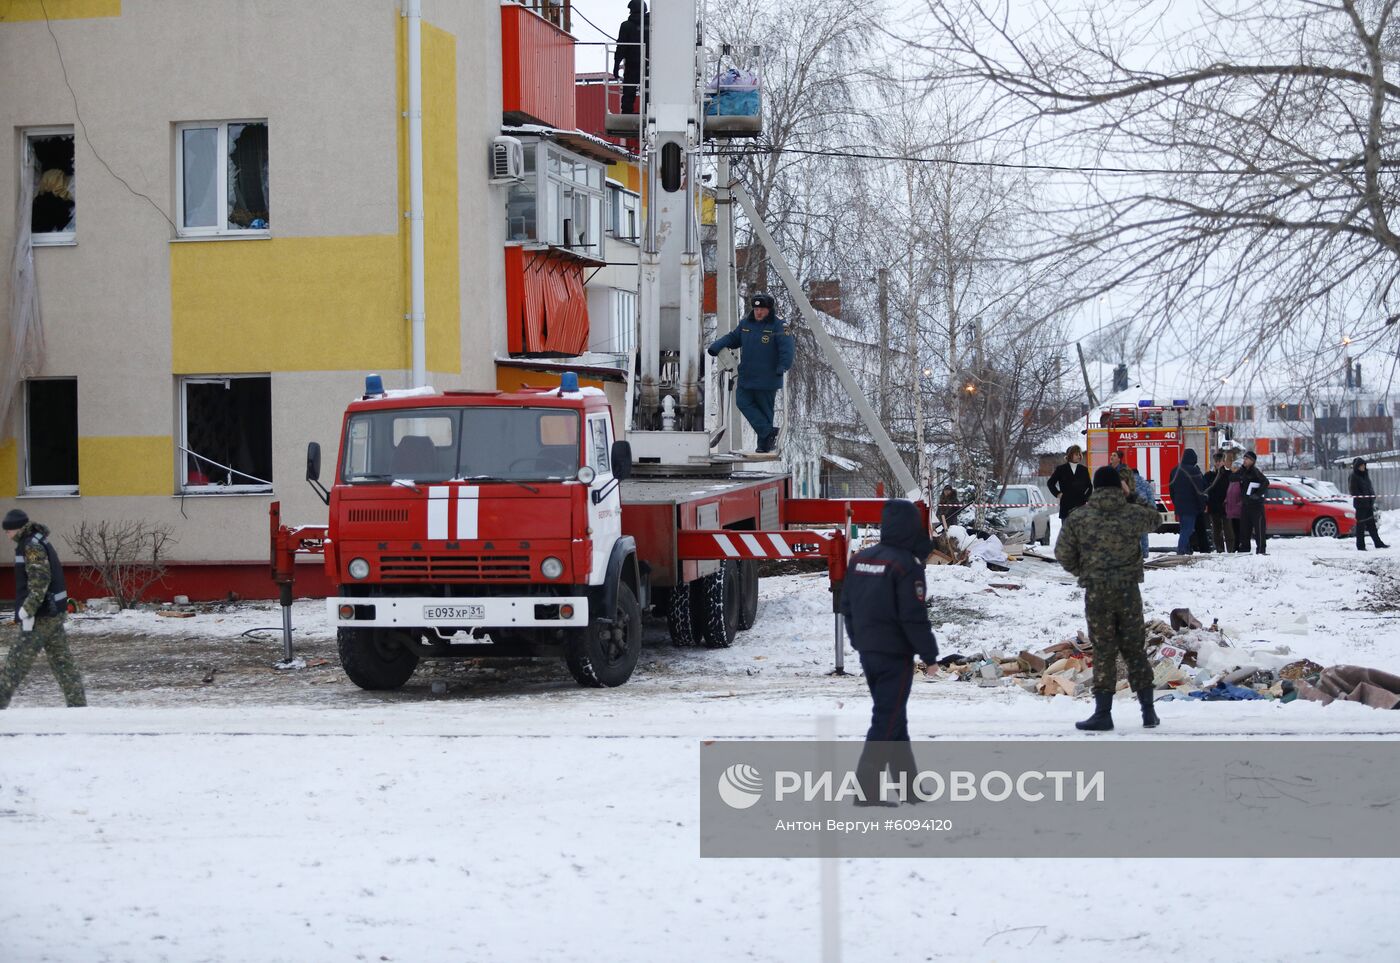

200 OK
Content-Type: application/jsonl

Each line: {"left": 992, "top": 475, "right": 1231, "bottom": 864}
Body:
{"left": 314, "top": 376, "right": 643, "bottom": 690}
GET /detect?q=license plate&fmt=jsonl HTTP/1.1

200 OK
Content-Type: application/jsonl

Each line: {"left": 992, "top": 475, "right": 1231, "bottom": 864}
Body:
{"left": 423, "top": 604, "right": 485, "bottom": 621}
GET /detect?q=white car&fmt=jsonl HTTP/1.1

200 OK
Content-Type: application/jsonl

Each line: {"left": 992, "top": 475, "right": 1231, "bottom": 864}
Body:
{"left": 960, "top": 484, "right": 1053, "bottom": 545}
{"left": 1270, "top": 475, "right": 1345, "bottom": 504}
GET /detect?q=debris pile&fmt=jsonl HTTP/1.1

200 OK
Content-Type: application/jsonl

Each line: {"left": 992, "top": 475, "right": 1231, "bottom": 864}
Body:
{"left": 921, "top": 606, "right": 1398, "bottom": 707}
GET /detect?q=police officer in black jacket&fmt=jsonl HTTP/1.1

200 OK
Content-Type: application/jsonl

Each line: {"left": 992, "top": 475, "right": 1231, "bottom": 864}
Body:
{"left": 839, "top": 499, "right": 937, "bottom": 806}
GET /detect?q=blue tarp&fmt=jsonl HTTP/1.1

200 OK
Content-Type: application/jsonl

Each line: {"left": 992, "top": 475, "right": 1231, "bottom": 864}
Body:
{"left": 1187, "top": 683, "right": 1267, "bottom": 701}
{"left": 705, "top": 89, "right": 760, "bottom": 117}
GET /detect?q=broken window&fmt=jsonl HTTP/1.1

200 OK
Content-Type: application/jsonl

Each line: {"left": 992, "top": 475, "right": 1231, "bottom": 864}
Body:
{"left": 24, "top": 378, "right": 79, "bottom": 493}
{"left": 180, "top": 376, "right": 273, "bottom": 492}
{"left": 24, "top": 128, "right": 76, "bottom": 243}
{"left": 177, "top": 121, "right": 269, "bottom": 235}
{"left": 588, "top": 416, "right": 611, "bottom": 474}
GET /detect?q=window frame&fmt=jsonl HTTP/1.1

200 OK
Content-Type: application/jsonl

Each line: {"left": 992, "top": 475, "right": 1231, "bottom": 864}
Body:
{"left": 505, "top": 139, "right": 606, "bottom": 258}
{"left": 21, "top": 376, "right": 80, "bottom": 497}
{"left": 174, "top": 120, "right": 270, "bottom": 239}
{"left": 23, "top": 126, "right": 77, "bottom": 247}
{"left": 178, "top": 375, "right": 274, "bottom": 494}
{"left": 606, "top": 180, "right": 640, "bottom": 242}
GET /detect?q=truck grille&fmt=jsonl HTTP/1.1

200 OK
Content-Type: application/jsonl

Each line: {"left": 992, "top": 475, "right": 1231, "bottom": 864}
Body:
{"left": 349, "top": 508, "right": 410, "bottom": 523}
{"left": 378, "top": 554, "right": 532, "bottom": 582}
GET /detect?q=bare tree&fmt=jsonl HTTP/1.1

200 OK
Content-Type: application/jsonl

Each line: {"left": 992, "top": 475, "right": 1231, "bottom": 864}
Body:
{"left": 66, "top": 520, "right": 176, "bottom": 609}
{"left": 918, "top": 0, "right": 1400, "bottom": 389}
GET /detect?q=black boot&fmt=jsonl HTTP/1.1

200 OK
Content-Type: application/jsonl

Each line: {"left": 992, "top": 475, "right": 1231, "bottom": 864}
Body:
{"left": 1075, "top": 693, "right": 1114, "bottom": 731}
{"left": 1138, "top": 689, "right": 1159, "bottom": 728}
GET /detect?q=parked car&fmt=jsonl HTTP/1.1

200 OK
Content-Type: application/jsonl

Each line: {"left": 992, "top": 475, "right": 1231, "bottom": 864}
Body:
{"left": 1270, "top": 475, "right": 1345, "bottom": 504}
{"left": 1265, "top": 483, "right": 1356, "bottom": 538}
{"left": 959, "top": 484, "right": 1052, "bottom": 545}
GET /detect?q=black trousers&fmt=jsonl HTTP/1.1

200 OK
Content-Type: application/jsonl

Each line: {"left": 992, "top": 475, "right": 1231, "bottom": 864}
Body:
{"left": 855, "top": 650, "right": 917, "bottom": 803}
{"left": 1241, "top": 503, "right": 1267, "bottom": 554}
{"left": 1357, "top": 515, "right": 1384, "bottom": 548}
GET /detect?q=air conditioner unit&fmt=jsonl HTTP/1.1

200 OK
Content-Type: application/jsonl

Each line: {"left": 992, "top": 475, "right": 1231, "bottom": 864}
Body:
{"left": 489, "top": 136, "right": 525, "bottom": 184}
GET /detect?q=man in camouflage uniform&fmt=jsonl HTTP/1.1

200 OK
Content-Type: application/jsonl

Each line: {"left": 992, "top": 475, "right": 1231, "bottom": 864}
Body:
{"left": 1054, "top": 466, "right": 1161, "bottom": 731}
{"left": 0, "top": 509, "right": 85, "bottom": 708}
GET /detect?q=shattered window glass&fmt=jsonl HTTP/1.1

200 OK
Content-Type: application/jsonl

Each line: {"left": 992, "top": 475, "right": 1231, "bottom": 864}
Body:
{"left": 227, "top": 122, "right": 269, "bottom": 230}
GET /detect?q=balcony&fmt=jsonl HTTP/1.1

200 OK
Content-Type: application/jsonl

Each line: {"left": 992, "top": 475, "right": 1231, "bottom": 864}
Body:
{"left": 502, "top": 1, "right": 577, "bottom": 130}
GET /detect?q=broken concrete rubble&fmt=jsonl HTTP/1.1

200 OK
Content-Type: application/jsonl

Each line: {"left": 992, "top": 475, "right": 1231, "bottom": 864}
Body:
{"left": 919, "top": 606, "right": 1398, "bottom": 709}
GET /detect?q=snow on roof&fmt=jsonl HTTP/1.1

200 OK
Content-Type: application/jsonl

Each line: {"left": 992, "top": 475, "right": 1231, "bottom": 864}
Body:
{"left": 502, "top": 124, "right": 633, "bottom": 161}
{"left": 821, "top": 453, "right": 859, "bottom": 472}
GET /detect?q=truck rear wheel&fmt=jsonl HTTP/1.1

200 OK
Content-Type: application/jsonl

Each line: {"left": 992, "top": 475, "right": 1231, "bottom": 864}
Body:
{"left": 737, "top": 559, "right": 759, "bottom": 630}
{"left": 337, "top": 627, "right": 420, "bottom": 691}
{"left": 696, "top": 561, "right": 739, "bottom": 648}
{"left": 666, "top": 584, "right": 698, "bottom": 647}
{"left": 566, "top": 583, "right": 642, "bottom": 687}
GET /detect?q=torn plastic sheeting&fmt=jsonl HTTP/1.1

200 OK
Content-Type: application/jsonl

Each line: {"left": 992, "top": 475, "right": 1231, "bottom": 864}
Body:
{"left": 966, "top": 533, "right": 1008, "bottom": 567}
{"left": 1187, "top": 683, "right": 1267, "bottom": 701}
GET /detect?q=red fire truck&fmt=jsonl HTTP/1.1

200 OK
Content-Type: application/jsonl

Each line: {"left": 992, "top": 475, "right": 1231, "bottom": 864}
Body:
{"left": 1086, "top": 400, "right": 1220, "bottom": 525}
{"left": 271, "top": 375, "right": 893, "bottom": 690}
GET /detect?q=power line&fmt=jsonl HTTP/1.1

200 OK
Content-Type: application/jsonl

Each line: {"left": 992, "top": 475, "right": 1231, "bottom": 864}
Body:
{"left": 570, "top": 3, "right": 617, "bottom": 42}
{"left": 709, "top": 142, "right": 1366, "bottom": 178}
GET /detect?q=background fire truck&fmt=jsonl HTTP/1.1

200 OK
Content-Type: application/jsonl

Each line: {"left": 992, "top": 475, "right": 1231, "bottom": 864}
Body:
{"left": 1085, "top": 401, "right": 1218, "bottom": 528}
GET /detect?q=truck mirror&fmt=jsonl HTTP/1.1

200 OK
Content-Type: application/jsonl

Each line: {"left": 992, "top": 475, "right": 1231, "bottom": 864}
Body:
{"left": 306, "top": 442, "right": 322, "bottom": 482}
{"left": 611, "top": 440, "right": 633, "bottom": 480}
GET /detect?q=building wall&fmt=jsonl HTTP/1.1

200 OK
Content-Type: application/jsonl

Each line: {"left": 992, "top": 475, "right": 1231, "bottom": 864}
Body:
{"left": 0, "top": 0, "right": 505, "bottom": 578}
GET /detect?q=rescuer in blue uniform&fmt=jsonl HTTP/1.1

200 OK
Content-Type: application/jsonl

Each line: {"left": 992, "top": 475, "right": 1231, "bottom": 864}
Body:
{"left": 839, "top": 499, "right": 937, "bottom": 806}
{"left": 706, "top": 293, "right": 794, "bottom": 452}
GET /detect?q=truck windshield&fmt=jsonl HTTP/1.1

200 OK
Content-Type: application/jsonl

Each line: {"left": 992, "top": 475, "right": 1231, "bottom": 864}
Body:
{"left": 341, "top": 407, "right": 580, "bottom": 483}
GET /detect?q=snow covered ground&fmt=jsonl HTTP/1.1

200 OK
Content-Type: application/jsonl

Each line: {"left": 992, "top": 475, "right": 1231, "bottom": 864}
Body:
{"left": 3, "top": 515, "right": 1400, "bottom": 962}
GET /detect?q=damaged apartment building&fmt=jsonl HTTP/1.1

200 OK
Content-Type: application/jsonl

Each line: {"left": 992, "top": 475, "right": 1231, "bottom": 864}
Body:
{"left": 1, "top": 1, "right": 648, "bottom": 598}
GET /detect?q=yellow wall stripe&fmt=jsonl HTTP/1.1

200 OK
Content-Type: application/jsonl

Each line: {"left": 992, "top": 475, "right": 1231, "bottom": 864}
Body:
{"left": 1, "top": 0, "right": 119, "bottom": 21}
{"left": 170, "top": 235, "right": 406, "bottom": 373}
{"left": 79, "top": 436, "right": 172, "bottom": 497}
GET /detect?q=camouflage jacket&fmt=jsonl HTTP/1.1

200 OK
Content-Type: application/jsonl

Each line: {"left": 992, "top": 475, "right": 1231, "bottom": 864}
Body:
{"left": 1054, "top": 488, "right": 1162, "bottom": 587}
{"left": 14, "top": 521, "right": 62, "bottom": 620}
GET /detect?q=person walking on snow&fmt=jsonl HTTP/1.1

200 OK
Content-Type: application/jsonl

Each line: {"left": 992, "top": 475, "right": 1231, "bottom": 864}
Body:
{"left": 1168, "top": 449, "right": 1207, "bottom": 555}
{"left": 1047, "top": 444, "right": 1092, "bottom": 520}
{"left": 839, "top": 500, "right": 938, "bottom": 805}
{"left": 1350, "top": 457, "right": 1388, "bottom": 551}
{"left": 0, "top": 509, "right": 85, "bottom": 709}
{"left": 707, "top": 293, "right": 793, "bottom": 453}
{"left": 1054, "top": 467, "right": 1163, "bottom": 732}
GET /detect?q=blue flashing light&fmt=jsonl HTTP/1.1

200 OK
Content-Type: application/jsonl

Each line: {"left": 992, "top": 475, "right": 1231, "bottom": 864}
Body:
{"left": 560, "top": 372, "right": 580, "bottom": 393}
{"left": 1138, "top": 399, "right": 1153, "bottom": 408}
{"left": 1172, "top": 398, "right": 1189, "bottom": 407}
{"left": 365, "top": 373, "right": 384, "bottom": 397}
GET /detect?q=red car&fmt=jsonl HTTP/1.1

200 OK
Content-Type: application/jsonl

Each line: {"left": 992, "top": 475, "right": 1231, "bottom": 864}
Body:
{"left": 1265, "top": 483, "right": 1356, "bottom": 538}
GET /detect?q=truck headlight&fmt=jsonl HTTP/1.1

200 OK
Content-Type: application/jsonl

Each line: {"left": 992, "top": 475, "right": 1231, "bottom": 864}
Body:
{"left": 349, "top": 557, "right": 371, "bottom": 580}
{"left": 541, "top": 556, "right": 564, "bottom": 579}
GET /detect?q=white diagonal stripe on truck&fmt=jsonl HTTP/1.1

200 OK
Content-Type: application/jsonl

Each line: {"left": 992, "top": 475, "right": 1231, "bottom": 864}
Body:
{"left": 457, "top": 486, "right": 479, "bottom": 540}
{"left": 740, "top": 534, "right": 765, "bottom": 556}
{"left": 714, "top": 534, "right": 741, "bottom": 557}
{"left": 767, "top": 534, "right": 793, "bottom": 556}
{"left": 428, "top": 486, "right": 449, "bottom": 540}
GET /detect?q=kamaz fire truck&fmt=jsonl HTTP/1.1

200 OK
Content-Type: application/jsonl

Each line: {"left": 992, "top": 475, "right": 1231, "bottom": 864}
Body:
{"left": 270, "top": 373, "right": 898, "bottom": 689}
{"left": 1085, "top": 399, "right": 1221, "bottom": 525}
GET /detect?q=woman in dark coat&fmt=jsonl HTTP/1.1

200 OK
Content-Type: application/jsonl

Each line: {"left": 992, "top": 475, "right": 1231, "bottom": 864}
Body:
{"left": 1350, "top": 457, "right": 1388, "bottom": 550}
{"left": 1047, "top": 444, "right": 1092, "bottom": 520}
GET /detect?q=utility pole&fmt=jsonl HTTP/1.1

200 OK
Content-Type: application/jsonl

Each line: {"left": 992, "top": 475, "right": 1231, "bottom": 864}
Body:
{"left": 877, "top": 268, "right": 890, "bottom": 426}
{"left": 1076, "top": 342, "right": 1098, "bottom": 408}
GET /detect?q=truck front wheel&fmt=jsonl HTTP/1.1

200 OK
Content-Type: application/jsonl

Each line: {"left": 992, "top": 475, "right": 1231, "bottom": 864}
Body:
{"left": 566, "top": 583, "right": 643, "bottom": 687}
{"left": 337, "top": 627, "right": 420, "bottom": 690}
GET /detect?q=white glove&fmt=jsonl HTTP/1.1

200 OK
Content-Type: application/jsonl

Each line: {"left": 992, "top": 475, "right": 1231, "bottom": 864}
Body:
{"left": 716, "top": 347, "right": 739, "bottom": 373}
{"left": 20, "top": 613, "right": 34, "bottom": 633}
